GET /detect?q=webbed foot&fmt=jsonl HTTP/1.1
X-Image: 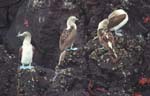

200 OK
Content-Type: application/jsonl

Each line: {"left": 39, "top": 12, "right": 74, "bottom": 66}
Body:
{"left": 19, "top": 65, "right": 34, "bottom": 70}
{"left": 65, "top": 47, "right": 78, "bottom": 51}
{"left": 115, "top": 30, "right": 124, "bottom": 37}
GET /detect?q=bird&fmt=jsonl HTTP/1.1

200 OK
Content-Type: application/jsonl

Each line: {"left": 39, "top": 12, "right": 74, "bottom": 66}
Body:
{"left": 97, "top": 18, "right": 118, "bottom": 59}
{"left": 54, "top": 16, "right": 79, "bottom": 80}
{"left": 55, "top": 16, "right": 79, "bottom": 71}
{"left": 59, "top": 16, "right": 79, "bottom": 52}
{"left": 57, "top": 16, "right": 79, "bottom": 67}
{"left": 107, "top": 9, "right": 128, "bottom": 36}
{"left": 17, "top": 31, "right": 35, "bottom": 70}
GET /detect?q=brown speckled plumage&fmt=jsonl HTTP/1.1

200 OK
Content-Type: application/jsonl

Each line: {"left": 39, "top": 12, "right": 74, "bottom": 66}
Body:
{"left": 97, "top": 19, "right": 118, "bottom": 61}
{"left": 59, "top": 16, "right": 78, "bottom": 52}
{"left": 59, "top": 26, "right": 76, "bottom": 52}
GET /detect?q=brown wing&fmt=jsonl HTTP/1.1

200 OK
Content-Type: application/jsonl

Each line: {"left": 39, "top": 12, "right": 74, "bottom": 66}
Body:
{"left": 108, "top": 14, "right": 126, "bottom": 29}
{"left": 19, "top": 47, "right": 22, "bottom": 60}
{"left": 108, "top": 9, "right": 121, "bottom": 19}
{"left": 59, "top": 26, "right": 74, "bottom": 51}
{"left": 32, "top": 45, "right": 35, "bottom": 55}
{"left": 32, "top": 45, "right": 35, "bottom": 61}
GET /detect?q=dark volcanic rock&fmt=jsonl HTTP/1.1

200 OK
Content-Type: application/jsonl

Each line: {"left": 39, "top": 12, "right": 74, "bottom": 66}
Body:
{"left": 0, "top": 45, "right": 18, "bottom": 96}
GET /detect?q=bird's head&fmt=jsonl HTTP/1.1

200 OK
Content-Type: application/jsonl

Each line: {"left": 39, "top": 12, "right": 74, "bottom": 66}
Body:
{"left": 97, "top": 19, "right": 109, "bottom": 32}
{"left": 67, "top": 16, "right": 79, "bottom": 30}
{"left": 68, "top": 16, "right": 79, "bottom": 23}
{"left": 17, "top": 31, "right": 31, "bottom": 37}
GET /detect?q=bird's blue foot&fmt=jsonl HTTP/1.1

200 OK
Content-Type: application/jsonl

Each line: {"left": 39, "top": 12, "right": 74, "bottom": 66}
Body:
{"left": 19, "top": 65, "right": 34, "bottom": 70}
{"left": 115, "top": 30, "right": 124, "bottom": 37}
{"left": 65, "top": 47, "right": 78, "bottom": 51}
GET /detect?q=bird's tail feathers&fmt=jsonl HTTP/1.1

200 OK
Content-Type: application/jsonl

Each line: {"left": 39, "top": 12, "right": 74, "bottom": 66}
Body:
{"left": 58, "top": 50, "right": 67, "bottom": 66}
{"left": 108, "top": 42, "right": 113, "bottom": 49}
{"left": 108, "top": 42, "right": 117, "bottom": 58}
{"left": 112, "top": 48, "right": 118, "bottom": 58}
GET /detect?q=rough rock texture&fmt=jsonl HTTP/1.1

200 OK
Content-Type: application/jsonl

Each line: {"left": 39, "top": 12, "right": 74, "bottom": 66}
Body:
{"left": 0, "top": 45, "right": 17, "bottom": 96}
{"left": 0, "top": 0, "right": 149, "bottom": 96}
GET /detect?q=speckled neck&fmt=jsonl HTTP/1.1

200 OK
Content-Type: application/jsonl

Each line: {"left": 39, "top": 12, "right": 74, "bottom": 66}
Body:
{"left": 66, "top": 20, "right": 77, "bottom": 30}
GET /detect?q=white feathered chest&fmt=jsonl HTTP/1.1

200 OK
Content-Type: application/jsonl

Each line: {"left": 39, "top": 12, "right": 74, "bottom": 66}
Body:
{"left": 21, "top": 44, "right": 33, "bottom": 65}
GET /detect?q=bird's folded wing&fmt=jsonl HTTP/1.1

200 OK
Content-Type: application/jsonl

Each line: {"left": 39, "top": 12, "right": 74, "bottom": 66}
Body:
{"left": 108, "top": 10, "right": 118, "bottom": 19}
{"left": 59, "top": 26, "right": 73, "bottom": 51}
{"left": 108, "top": 14, "right": 126, "bottom": 29}
{"left": 32, "top": 45, "right": 35, "bottom": 55}
{"left": 19, "top": 47, "right": 22, "bottom": 60}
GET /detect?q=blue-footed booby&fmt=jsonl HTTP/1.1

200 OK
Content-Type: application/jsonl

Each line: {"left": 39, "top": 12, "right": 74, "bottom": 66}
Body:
{"left": 108, "top": 9, "right": 128, "bottom": 36}
{"left": 53, "top": 16, "right": 79, "bottom": 81}
{"left": 97, "top": 19, "right": 118, "bottom": 58}
{"left": 58, "top": 16, "right": 79, "bottom": 66}
{"left": 59, "top": 16, "right": 78, "bottom": 51}
{"left": 17, "top": 31, "right": 35, "bottom": 70}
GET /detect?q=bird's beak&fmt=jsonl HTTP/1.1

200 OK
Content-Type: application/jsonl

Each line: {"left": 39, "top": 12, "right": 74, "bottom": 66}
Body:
{"left": 17, "top": 32, "right": 22, "bottom": 37}
{"left": 75, "top": 18, "right": 79, "bottom": 24}
{"left": 17, "top": 34, "right": 21, "bottom": 37}
{"left": 76, "top": 18, "right": 79, "bottom": 21}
